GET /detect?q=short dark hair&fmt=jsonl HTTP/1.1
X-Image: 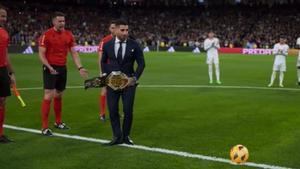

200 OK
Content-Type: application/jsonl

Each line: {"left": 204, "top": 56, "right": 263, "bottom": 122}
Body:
{"left": 110, "top": 20, "right": 117, "bottom": 25}
{"left": 115, "top": 19, "right": 128, "bottom": 26}
{"left": 279, "top": 35, "right": 286, "bottom": 39}
{"left": 52, "top": 11, "right": 65, "bottom": 19}
{"left": 0, "top": 4, "right": 7, "bottom": 11}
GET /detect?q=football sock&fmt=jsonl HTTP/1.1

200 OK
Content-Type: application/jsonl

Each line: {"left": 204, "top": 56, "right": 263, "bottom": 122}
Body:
{"left": 0, "top": 105, "right": 5, "bottom": 136}
{"left": 270, "top": 71, "right": 276, "bottom": 85}
{"left": 41, "top": 99, "right": 51, "bottom": 129}
{"left": 100, "top": 95, "right": 106, "bottom": 116}
{"left": 297, "top": 69, "right": 300, "bottom": 82}
{"left": 208, "top": 64, "right": 213, "bottom": 82}
{"left": 54, "top": 97, "right": 62, "bottom": 124}
{"left": 215, "top": 63, "right": 220, "bottom": 82}
{"left": 279, "top": 71, "right": 284, "bottom": 85}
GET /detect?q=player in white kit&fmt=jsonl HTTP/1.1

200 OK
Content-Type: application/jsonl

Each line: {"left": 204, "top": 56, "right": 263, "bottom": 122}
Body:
{"left": 204, "top": 31, "right": 221, "bottom": 84}
{"left": 296, "top": 37, "right": 300, "bottom": 85}
{"left": 268, "top": 37, "right": 289, "bottom": 87}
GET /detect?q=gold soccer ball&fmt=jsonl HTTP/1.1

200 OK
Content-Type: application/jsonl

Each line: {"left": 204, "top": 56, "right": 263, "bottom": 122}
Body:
{"left": 230, "top": 144, "right": 249, "bottom": 164}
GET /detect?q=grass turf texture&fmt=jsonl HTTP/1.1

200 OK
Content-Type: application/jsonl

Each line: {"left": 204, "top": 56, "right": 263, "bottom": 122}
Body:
{"left": 1, "top": 52, "right": 300, "bottom": 169}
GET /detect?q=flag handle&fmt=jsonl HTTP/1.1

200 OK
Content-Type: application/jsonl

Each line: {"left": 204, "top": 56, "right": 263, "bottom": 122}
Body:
{"left": 11, "top": 85, "right": 26, "bottom": 107}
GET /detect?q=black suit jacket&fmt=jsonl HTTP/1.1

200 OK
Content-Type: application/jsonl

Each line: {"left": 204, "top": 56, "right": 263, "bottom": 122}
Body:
{"left": 101, "top": 38, "right": 145, "bottom": 80}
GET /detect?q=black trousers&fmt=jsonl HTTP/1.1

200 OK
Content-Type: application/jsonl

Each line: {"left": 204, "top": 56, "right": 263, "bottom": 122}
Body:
{"left": 107, "top": 86, "right": 136, "bottom": 138}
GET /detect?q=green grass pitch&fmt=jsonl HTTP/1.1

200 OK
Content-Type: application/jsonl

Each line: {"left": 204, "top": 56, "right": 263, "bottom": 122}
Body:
{"left": 0, "top": 52, "right": 300, "bottom": 169}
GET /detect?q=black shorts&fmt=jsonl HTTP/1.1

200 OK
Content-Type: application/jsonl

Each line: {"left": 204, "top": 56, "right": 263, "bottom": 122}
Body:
{"left": 0, "top": 67, "right": 11, "bottom": 97}
{"left": 43, "top": 65, "right": 67, "bottom": 91}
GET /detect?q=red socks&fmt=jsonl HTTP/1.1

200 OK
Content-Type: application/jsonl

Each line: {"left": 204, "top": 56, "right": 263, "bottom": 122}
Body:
{"left": 42, "top": 98, "right": 63, "bottom": 129}
{"left": 54, "top": 98, "right": 62, "bottom": 124}
{"left": 100, "top": 95, "right": 106, "bottom": 116}
{"left": 41, "top": 99, "right": 51, "bottom": 129}
{"left": 0, "top": 106, "right": 5, "bottom": 136}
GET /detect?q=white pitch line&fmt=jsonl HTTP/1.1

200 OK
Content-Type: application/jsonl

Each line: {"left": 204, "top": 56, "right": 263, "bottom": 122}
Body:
{"left": 140, "top": 85, "right": 300, "bottom": 92}
{"left": 17, "top": 85, "right": 300, "bottom": 92}
{"left": 4, "top": 124, "right": 292, "bottom": 169}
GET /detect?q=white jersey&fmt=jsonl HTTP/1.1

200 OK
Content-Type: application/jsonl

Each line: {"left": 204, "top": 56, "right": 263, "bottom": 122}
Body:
{"left": 204, "top": 38, "right": 220, "bottom": 64}
{"left": 273, "top": 43, "right": 289, "bottom": 71}
{"left": 204, "top": 38, "right": 220, "bottom": 56}
{"left": 297, "top": 37, "right": 300, "bottom": 66}
{"left": 297, "top": 37, "right": 300, "bottom": 46}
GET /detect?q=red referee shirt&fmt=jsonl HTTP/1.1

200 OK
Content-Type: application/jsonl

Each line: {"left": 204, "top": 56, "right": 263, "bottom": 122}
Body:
{"left": 98, "top": 34, "right": 113, "bottom": 52}
{"left": 39, "top": 27, "right": 75, "bottom": 66}
{"left": 0, "top": 27, "right": 9, "bottom": 67}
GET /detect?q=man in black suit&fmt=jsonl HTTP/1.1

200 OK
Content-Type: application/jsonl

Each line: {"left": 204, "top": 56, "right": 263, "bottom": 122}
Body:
{"left": 101, "top": 19, "right": 145, "bottom": 146}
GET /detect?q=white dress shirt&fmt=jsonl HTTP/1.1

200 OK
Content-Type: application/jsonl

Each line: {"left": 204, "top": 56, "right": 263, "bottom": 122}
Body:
{"left": 114, "top": 37, "right": 127, "bottom": 59}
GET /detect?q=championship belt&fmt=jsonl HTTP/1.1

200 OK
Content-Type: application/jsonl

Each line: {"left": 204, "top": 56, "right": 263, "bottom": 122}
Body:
{"left": 84, "top": 76, "right": 106, "bottom": 89}
{"left": 84, "top": 71, "right": 128, "bottom": 90}
{"left": 105, "top": 71, "right": 129, "bottom": 90}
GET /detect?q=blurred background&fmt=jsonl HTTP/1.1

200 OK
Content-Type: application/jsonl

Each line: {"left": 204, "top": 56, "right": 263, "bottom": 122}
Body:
{"left": 1, "top": 0, "right": 299, "bottom": 49}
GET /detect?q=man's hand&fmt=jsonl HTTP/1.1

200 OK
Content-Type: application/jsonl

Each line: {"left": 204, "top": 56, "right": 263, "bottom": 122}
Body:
{"left": 100, "top": 73, "right": 107, "bottom": 78}
{"left": 48, "top": 66, "right": 58, "bottom": 75}
{"left": 9, "top": 73, "right": 16, "bottom": 85}
{"left": 79, "top": 67, "right": 89, "bottom": 79}
{"left": 126, "top": 77, "right": 136, "bottom": 87}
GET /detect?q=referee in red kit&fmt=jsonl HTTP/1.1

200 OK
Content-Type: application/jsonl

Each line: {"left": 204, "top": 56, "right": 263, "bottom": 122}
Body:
{"left": 38, "top": 12, "right": 88, "bottom": 136}
{"left": 98, "top": 20, "right": 116, "bottom": 121}
{"left": 0, "top": 5, "right": 17, "bottom": 143}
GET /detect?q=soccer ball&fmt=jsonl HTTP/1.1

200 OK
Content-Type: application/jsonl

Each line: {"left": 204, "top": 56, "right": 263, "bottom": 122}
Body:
{"left": 230, "top": 144, "right": 249, "bottom": 164}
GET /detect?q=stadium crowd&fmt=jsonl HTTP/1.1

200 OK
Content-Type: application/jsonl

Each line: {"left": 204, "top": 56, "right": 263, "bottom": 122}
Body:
{"left": 2, "top": 1, "right": 300, "bottom": 48}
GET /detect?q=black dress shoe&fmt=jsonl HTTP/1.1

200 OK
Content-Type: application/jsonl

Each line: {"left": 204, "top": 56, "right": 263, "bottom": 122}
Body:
{"left": 105, "top": 137, "right": 123, "bottom": 146}
{"left": 123, "top": 136, "right": 134, "bottom": 145}
{"left": 0, "top": 135, "right": 13, "bottom": 144}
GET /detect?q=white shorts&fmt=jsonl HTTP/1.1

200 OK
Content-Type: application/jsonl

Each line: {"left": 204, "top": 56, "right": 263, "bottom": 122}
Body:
{"left": 206, "top": 55, "right": 219, "bottom": 65}
{"left": 273, "top": 62, "right": 286, "bottom": 72}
